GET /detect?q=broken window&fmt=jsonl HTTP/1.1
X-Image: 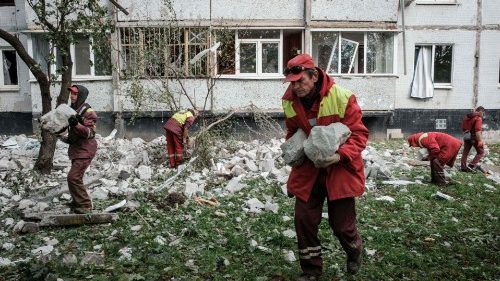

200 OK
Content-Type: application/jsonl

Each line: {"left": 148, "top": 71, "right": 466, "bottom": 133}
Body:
{"left": 312, "top": 31, "right": 395, "bottom": 75}
{"left": 1, "top": 50, "right": 18, "bottom": 86}
{"left": 31, "top": 34, "right": 111, "bottom": 78}
{"left": 215, "top": 30, "right": 236, "bottom": 75}
{"left": 119, "top": 27, "right": 209, "bottom": 78}
{"left": 31, "top": 34, "right": 51, "bottom": 76}
{"left": 75, "top": 36, "right": 91, "bottom": 75}
{"left": 414, "top": 44, "right": 453, "bottom": 85}
{"left": 366, "top": 32, "right": 394, "bottom": 74}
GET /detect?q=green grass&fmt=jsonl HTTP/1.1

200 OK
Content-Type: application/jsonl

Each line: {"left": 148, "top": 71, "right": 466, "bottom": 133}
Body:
{"left": 0, "top": 143, "right": 499, "bottom": 280}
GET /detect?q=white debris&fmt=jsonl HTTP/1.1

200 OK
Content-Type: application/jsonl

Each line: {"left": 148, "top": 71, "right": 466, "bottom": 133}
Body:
{"left": 381, "top": 180, "right": 417, "bottom": 186}
{"left": 246, "top": 198, "right": 265, "bottom": 213}
{"left": 154, "top": 236, "right": 167, "bottom": 245}
{"left": 31, "top": 245, "right": 54, "bottom": 256}
{"left": 264, "top": 201, "right": 279, "bottom": 213}
{"left": 63, "top": 254, "right": 78, "bottom": 265}
{"left": 226, "top": 176, "right": 246, "bottom": 193}
{"left": 91, "top": 187, "right": 109, "bottom": 200}
{"left": 18, "top": 199, "right": 35, "bottom": 210}
{"left": 365, "top": 248, "right": 377, "bottom": 256}
{"left": 1, "top": 137, "right": 19, "bottom": 149}
{"left": 375, "top": 196, "right": 395, "bottom": 203}
{"left": 0, "top": 257, "right": 12, "bottom": 266}
{"left": 130, "top": 225, "right": 142, "bottom": 231}
{"left": 184, "top": 181, "right": 203, "bottom": 197}
{"left": 282, "top": 229, "right": 297, "bottom": 239}
{"left": 2, "top": 242, "right": 14, "bottom": 251}
{"left": 281, "top": 129, "right": 306, "bottom": 166}
{"left": 283, "top": 250, "right": 296, "bottom": 262}
{"left": 136, "top": 165, "right": 153, "bottom": 180}
{"left": 483, "top": 183, "right": 495, "bottom": 190}
{"left": 118, "top": 247, "right": 132, "bottom": 260}
{"left": 417, "top": 148, "right": 429, "bottom": 161}
{"left": 104, "top": 199, "right": 127, "bottom": 213}
{"left": 433, "top": 192, "right": 454, "bottom": 201}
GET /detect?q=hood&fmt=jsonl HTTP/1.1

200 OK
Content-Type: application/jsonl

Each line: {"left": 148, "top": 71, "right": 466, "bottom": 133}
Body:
{"left": 466, "top": 112, "right": 481, "bottom": 119}
{"left": 282, "top": 67, "right": 335, "bottom": 101}
{"left": 407, "top": 132, "right": 424, "bottom": 147}
{"left": 71, "top": 85, "right": 89, "bottom": 110}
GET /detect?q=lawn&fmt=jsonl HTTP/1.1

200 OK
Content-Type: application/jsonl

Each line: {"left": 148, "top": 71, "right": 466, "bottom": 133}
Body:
{"left": 0, "top": 142, "right": 498, "bottom": 281}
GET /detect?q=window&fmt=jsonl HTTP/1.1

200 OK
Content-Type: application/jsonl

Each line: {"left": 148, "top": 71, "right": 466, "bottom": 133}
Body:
{"left": 119, "top": 27, "right": 209, "bottom": 78}
{"left": 1, "top": 49, "right": 18, "bottom": 87}
{"left": 31, "top": 34, "right": 112, "bottom": 78}
{"left": 236, "top": 30, "right": 281, "bottom": 76}
{"left": 311, "top": 31, "right": 395, "bottom": 75}
{"left": 415, "top": 45, "right": 453, "bottom": 85}
{"left": 215, "top": 29, "right": 301, "bottom": 77}
{"left": 0, "top": 0, "right": 15, "bottom": 7}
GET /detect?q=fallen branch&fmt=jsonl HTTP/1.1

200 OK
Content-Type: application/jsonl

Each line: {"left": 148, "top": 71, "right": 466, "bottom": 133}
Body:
{"left": 38, "top": 213, "right": 118, "bottom": 227}
{"left": 154, "top": 156, "right": 198, "bottom": 192}
{"left": 194, "top": 110, "right": 235, "bottom": 139}
{"left": 194, "top": 196, "right": 219, "bottom": 207}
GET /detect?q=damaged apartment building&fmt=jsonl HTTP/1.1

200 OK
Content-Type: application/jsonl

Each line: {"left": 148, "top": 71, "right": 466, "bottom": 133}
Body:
{"left": 0, "top": 0, "right": 499, "bottom": 140}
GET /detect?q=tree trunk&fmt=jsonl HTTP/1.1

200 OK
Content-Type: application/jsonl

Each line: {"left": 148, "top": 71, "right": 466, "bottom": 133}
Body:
{"left": 0, "top": 28, "right": 58, "bottom": 174}
{"left": 34, "top": 79, "right": 56, "bottom": 173}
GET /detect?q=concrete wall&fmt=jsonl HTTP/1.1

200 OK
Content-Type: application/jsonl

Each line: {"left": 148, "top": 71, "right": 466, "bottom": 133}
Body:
{"left": 0, "top": 6, "right": 17, "bottom": 29}
{"left": 117, "top": 0, "right": 303, "bottom": 22}
{"left": 30, "top": 81, "right": 113, "bottom": 114}
{"left": 311, "top": 0, "right": 399, "bottom": 22}
{"left": 478, "top": 30, "right": 500, "bottom": 109}
{"left": 335, "top": 77, "right": 396, "bottom": 111}
{"left": 119, "top": 79, "right": 211, "bottom": 111}
{"left": 394, "top": 30, "right": 476, "bottom": 109}
{"left": 404, "top": 0, "right": 477, "bottom": 26}
{"left": 482, "top": 0, "right": 500, "bottom": 26}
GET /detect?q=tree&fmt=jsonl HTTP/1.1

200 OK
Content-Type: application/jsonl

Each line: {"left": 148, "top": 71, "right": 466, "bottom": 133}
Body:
{"left": 0, "top": 0, "right": 112, "bottom": 174}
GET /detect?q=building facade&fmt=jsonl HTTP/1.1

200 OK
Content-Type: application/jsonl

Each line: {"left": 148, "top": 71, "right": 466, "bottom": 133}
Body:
{"left": 0, "top": 0, "right": 499, "bottom": 139}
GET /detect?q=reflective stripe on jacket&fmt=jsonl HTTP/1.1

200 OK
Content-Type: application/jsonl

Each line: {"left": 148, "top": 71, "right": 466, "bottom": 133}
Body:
{"left": 282, "top": 67, "right": 369, "bottom": 202}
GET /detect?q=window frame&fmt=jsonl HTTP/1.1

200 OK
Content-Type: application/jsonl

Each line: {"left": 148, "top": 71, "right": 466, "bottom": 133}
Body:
{"left": 0, "top": 48, "right": 19, "bottom": 91}
{"left": 234, "top": 30, "right": 283, "bottom": 78}
{"left": 415, "top": 0, "right": 458, "bottom": 5}
{"left": 310, "top": 29, "right": 398, "bottom": 77}
{"left": 415, "top": 43, "right": 454, "bottom": 89}
{"left": 28, "top": 33, "right": 112, "bottom": 82}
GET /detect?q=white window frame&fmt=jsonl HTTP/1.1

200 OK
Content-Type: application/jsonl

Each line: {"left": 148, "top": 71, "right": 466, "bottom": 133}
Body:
{"left": 0, "top": 48, "right": 19, "bottom": 91}
{"left": 310, "top": 29, "right": 398, "bottom": 77}
{"left": 234, "top": 30, "right": 283, "bottom": 78}
{"left": 416, "top": 0, "right": 458, "bottom": 5}
{"left": 28, "top": 34, "right": 112, "bottom": 81}
{"left": 416, "top": 43, "right": 454, "bottom": 89}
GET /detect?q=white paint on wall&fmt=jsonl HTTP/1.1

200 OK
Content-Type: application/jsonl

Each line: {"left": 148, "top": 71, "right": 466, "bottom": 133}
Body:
{"left": 0, "top": 7, "right": 17, "bottom": 29}
{"left": 30, "top": 81, "right": 113, "bottom": 113}
{"left": 117, "top": 0, "right": 210, "bottom": 22}
{"left": 482, "top": 0, "right": 500, "bottom": 26}
{"left": 478, "top": 31, "right": 500, "bottom": 109}
{"left": 312, "top": 0, "right": 399, "bottom": 22}
{"left": 119, "top": 79, "right": 211, "bottom": 111}
{"left": 211, "top": 0, "right": 302, "bottom": 21}
{"left": 404, "top": 0, "right": 477, "bottom": 26}
{"left": 394, "top": 30, "right": 476, "bottom": 109}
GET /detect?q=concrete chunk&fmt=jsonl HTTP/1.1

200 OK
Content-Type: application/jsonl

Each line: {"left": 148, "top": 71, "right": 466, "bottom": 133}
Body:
{"left": 280, "top": 129, "right": 306, "bottom": 166}
{"left": 304, "top": 123, "right": 351, "bottom": 166}
{"left": 39, "top": 104, "right": 76, "bottom": 134}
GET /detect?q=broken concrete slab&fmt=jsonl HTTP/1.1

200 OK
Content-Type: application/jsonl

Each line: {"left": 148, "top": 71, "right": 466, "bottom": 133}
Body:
{"left": 304, "top": 123, "right": 351, "bottom": 166}
{"left": 280, "top": 129, "right": 306, "bottom": 166}
{"left": 39, "top": 104, "right": 77, "bottom": 134}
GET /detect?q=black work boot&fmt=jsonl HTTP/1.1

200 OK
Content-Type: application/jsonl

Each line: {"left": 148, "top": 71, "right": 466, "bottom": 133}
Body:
{"left": 347, "top": 254, "right": 361, "bottom": 274}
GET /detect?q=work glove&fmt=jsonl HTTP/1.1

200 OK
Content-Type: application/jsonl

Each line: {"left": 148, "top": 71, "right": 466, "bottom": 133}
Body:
{"left": 68, "top": 115, "right": 79, "bottom": 127}
{"left": 477, "top": 140, "right": 484, "bottom": 148}
{"left": 314, "top": 153, "right": 341, "bottom": 168}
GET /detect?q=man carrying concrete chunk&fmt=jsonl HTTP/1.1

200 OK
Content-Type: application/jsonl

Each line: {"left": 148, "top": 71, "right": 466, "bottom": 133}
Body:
{"left": 61, "top": 85, "right": 97, "bottom": 214}
{"left": 281, "top": 53, "right": 369, "bottom": 280}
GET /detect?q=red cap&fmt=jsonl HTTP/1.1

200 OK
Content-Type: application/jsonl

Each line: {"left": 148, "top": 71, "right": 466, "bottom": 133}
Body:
{"left": 284, "top": 53, "right": 315, "bottom": 82}
{"left": 68, "top": 85, "right": 79, "bottom": 93}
